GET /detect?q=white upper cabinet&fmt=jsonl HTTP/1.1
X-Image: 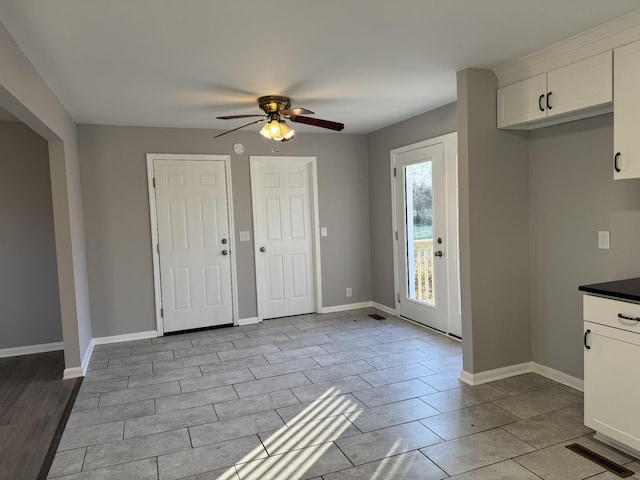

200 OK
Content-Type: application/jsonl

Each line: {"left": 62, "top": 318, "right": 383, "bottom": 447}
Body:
{"left": 497, "top": 74, "right": 547, "bottom": 127}
{"left": 497, "top": 51, "right": 612, "bottom": 130}
{"left": 614, "top": 40, "right": 640, "bottom": 180}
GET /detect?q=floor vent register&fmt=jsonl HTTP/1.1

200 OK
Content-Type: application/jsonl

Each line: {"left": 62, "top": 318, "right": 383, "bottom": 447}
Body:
{"left": 565, "top": 443, "right": 634, "bottom": 478}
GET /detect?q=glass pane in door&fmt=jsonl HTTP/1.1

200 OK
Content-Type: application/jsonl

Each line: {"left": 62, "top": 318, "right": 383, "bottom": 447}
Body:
{"left": 405, "top": 161, "right": 435, "bottom": 305}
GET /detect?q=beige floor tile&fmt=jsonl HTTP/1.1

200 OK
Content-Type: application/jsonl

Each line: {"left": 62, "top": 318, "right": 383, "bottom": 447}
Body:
{"left": 420, "top": 428, "right": 534, "bottom": 476}
{"left": 486, "top": 373, "right": 557, "bottom": 396}
{"left": 493, "top": 386, "right": 582, "bottom": 419}
{"left": 420, "top": 403, "right": 520, "bottom": 440}
{"left": 421, "top": 384, "right": 507, "bottom": 413}
{"left": 336, "top": 421, "right": 442, "bottom": 465}
{"left": 448, "top": 459, "right": 540, "bottom": 479}
{"left": 235, "top": 442, "right": 352, "bottom": 480}
{"left": 323, "top": 450, "right": 447, "bottom": 480}
{"left": 502, "top": 404, "right": 593, "bottom": 448}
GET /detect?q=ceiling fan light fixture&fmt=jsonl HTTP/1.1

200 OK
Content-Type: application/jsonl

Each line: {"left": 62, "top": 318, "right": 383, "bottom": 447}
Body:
{"left": 259, "top": 118, "right": 295, "bottom": 142}
{"left": 279, "top": 121, "right": 295, "bottom": 140}
{"left": 259, "top": 121, "right": 274, "bottom": 138}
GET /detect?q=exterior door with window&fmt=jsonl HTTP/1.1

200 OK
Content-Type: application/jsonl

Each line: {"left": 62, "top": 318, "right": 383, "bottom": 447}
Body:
{"left": 153, "top": 159, "right": 233, "bottom": 333}
{"left": 251, "top": 157, "right": 316, "bottom": 320}
{"left": 394, "top": 143, "right": 449, "bottom": 332}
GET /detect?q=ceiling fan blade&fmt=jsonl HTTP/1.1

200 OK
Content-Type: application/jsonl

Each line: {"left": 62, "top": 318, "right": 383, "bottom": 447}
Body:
{"left": 289, "top": 115, "right": 344, "bottom": 131}
{"left": 280, "top": 107, "right": 314, "bottom": 116}
{"left": 214, "top": 119, "right": 265, "bottom": 138}
{"left": 216, "top": 114, "right": 264, "bottom": 120}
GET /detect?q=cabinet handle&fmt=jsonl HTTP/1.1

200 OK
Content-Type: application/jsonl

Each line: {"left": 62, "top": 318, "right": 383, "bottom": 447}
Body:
{"left": 614, "top": 152, "right": 621, "bottom": 173}
{"left": 538, "top": 94, "right": 545, "bottom": 112}
{"left": 546, "top": 92, "right": 553, "bottom": 110}
{"left": 584, "top": 329, "right": 591, "bottom": 350}
{"left": 618, "top": 313, "right": 640, "bottom": 322}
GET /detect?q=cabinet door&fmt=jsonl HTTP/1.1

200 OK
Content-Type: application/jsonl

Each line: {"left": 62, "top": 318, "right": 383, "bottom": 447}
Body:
{"left": 547, "top": 51, "right": 612, "bottom": 117}
{"left": 497, "top": 74, "right": 547, "bottom": 128}
{"left": 584, "top": 321, "right": 640, "bottom": 451}
{"left": 614, "top": 40, "right": 640, "bottom": 179}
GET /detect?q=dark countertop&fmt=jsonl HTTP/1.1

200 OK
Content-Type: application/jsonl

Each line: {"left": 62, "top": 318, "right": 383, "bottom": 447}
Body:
{"left": 579, "top": 277, "right": 640, "bottom": 302}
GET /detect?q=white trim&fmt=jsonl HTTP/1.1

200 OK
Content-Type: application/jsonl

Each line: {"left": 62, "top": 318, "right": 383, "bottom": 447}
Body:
{"left": 146, "top": 153, "right": 239, "bottom": 335}
{"left": 458, "top": 361, "right": 584, "bottom": 391}
{"left": 321, "top": 301, "right": 373, "bottom": 314}
{"left": 250, "top": 156, "right": 322, "bottom": 321}
{"left": 92, "top": 330, "right": 158, "bottom": 346}
{"left": 63, "top": 367, "right": 84, "bottom": 380}
{"left": 459, "top": 362, "right": 534, "bottom": 386}
{"left": 81, "top": 339, "right": 95, "bottom": 375}
{"left": 372, "top": 302, "right": 397, "bottom": 316}
{"left": 594, "top": 432, "right": 640, "bottom": 460}
{"left": 494, "top": 9, "right": 640, "bottom": 87}
{"left": 390, "top": 132, "right": 459, "bottom": 336}
{"left": 0, "top": 341, "right": 63, "bottom": 358}
{"left": 532, "top": 362, "right": 584, "bottom": 392}
{"left": 237, "top": 317, "right": 261, "bottom": 326}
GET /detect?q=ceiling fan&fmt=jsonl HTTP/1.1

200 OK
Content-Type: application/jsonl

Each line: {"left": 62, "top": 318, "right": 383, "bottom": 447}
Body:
{"left": 214, "top": 95, "right": 344, "bottom": 142}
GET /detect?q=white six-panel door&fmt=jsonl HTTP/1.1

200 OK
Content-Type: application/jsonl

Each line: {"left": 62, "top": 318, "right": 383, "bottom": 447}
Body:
{"left": 251, "top": 157, "right": 317, "bottom": 320}
{"left": 153, "top": 159, "right": 233, "bottom": 332}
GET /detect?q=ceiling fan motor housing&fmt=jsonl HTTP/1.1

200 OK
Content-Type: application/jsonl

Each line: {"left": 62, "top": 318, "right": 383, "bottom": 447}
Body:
{"left": 258, "top": 95, "right": 291, "bottom": 114}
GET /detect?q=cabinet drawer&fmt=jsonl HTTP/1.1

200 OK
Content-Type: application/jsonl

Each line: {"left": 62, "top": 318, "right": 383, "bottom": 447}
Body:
{"left": 583, "top": 295, "right": 640, "bottom": 332}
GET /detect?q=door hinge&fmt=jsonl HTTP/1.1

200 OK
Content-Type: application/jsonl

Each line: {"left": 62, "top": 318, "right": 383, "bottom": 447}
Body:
{"left": 395, "top": 231, "right": 398, "bottom": 241}
{"left": 160, "top": 308, "right": 163, "bottom": 318}
{"left": 397, "top": 293, "right": 400, "bottom": 303}
{"left": 156, "top": 243, "right": 159, "bottom": 253}
{"left": 393, "top": 167, "right": 397, "bottom": 177}
{"left": 152, "top": 177, "right": 156, "bottom": 188}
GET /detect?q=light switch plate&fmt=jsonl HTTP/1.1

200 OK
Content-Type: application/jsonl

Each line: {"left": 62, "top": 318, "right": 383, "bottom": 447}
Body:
{"left": 598, "top": 230, "right": 610, "bottom": 250}
{"left": 239, "top": 231, "right": 251, "bottom": 242}
{"left": 321, "top": 227, "right": 328, "bottom": 237}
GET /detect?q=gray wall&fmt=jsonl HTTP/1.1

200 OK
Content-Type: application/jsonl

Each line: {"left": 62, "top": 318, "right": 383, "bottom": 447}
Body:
{"left": 529, "top": 114, "right": 640, "bottom": 379}
{"left": 367, "top": 103, "right": 457, "bottom": 308}
{"left": 0, "top": 21, "right": 92, "bottom": 370}
{"left": 0, "top": 121, "right": 62, "bottom": 348}
{"left": 458, "top": 69, "right": 531, "bottom": 374}
{"left": 78, "top": 125, "right": 371, "bottom": 337}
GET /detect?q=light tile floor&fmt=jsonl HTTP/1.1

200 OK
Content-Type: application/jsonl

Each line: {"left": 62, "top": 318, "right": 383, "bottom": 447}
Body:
{"left": 47, "top": 309, "right": 640, "bottom": 479}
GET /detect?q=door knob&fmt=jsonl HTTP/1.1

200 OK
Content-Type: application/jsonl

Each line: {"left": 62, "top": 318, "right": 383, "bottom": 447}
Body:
{"left": 260, "top": 247, "right": 266, "bottom": 253}
{"left": 221, "top": 238, "right": 227, "bottom": 244}
{"left": 221, "top": 250, "right": 228, "bottom": 256}
{"left": 434, "top": 251, "right": 443, "bottom": 257}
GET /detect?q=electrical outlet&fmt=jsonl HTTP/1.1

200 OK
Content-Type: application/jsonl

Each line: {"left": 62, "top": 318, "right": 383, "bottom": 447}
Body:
{"left": 598, "top": 230, "right": 610, "bottom": 250}
{"left": 346, "top": 287, "right": 352, "bottom": 297}
{"left": 321, "top": 227, "right": 328, "bottom": 237}
{"left": 239, "top": 231, "right": 251, "bottom": 242}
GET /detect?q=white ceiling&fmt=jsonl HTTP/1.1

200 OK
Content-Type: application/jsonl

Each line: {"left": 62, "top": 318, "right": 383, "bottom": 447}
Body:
{"left": 1, "top": 1, "right": 638, "bottom": 134}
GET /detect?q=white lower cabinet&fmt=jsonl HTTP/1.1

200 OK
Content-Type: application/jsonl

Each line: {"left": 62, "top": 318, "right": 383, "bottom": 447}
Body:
{"left": 584, "top": 295, "right": 640, "bottom": 452}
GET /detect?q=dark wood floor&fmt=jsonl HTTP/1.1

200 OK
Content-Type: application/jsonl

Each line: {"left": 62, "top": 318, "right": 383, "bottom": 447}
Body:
{"left": 0, "top": 351, "right": 80, "bottom": 480}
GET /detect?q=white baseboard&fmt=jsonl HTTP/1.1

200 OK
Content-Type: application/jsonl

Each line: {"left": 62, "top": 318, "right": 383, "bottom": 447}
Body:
{"left": 237, "top": 317, "right": 260, "bottom": 326}
{"left": 63, "top": 366, "right": 84, "bottom": 380}
{"left": 532, "top": 362, "right": 584, "bottom": 392}
{"left": 372, "top": 302, "right": 396, "bottom": 316}
{"left": 321, "top": 301, "right": 373, "bottom": 314}
{"left": 92, "top": 330, "right": 158, "bottom": 346}
{"left": 459, "top": 360, "right": 584, "bottom": 391}
{"left": 459, "top": 362, "right": 534, "bottom": 386}
{"left": 0, "top": 341, "right": 64, "bottom": 358}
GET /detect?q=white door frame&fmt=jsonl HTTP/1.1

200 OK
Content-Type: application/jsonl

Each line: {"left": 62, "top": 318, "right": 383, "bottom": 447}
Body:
{"left": 250, "top": 156, "right": 323, "bottom": 321}
{"left": 146, "top": 153, "right": 238, "bottom": 336}
{"left": 390, "top": 132, "right": 461, "bottom": 336}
